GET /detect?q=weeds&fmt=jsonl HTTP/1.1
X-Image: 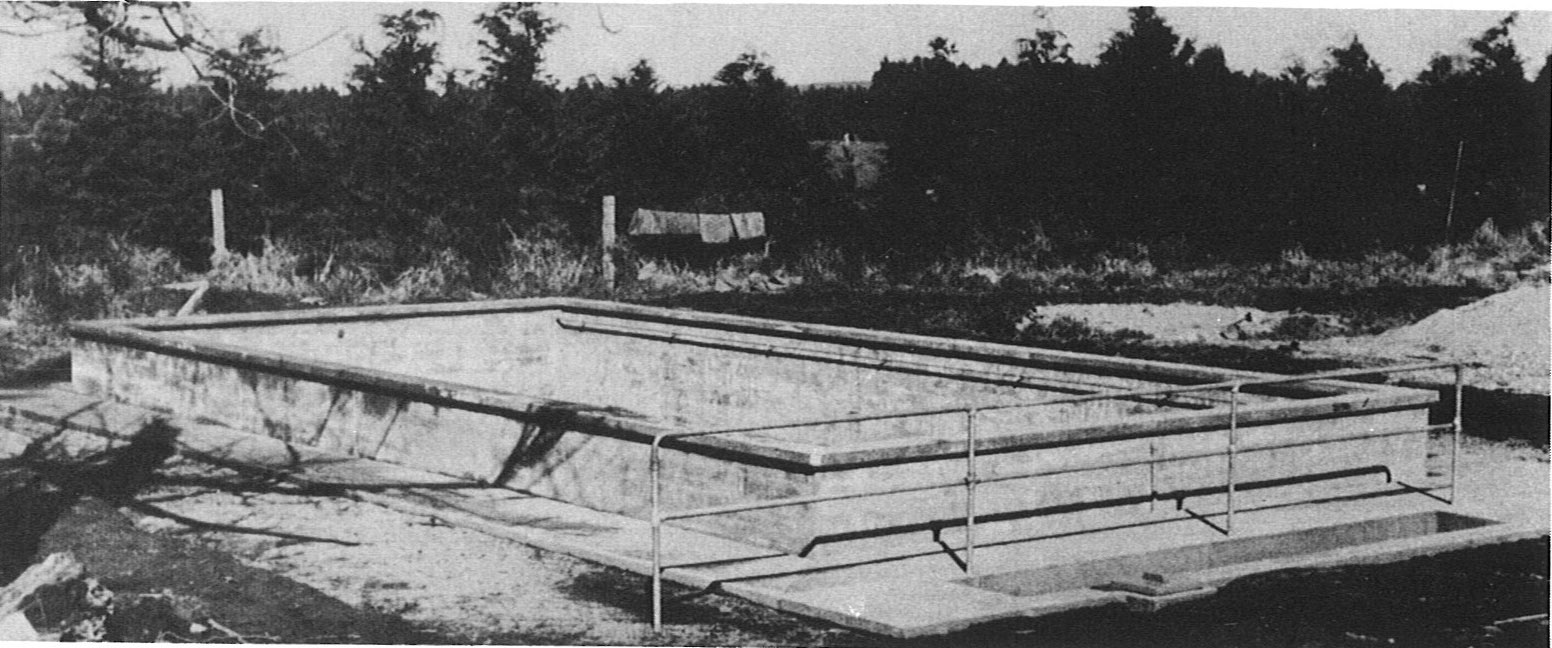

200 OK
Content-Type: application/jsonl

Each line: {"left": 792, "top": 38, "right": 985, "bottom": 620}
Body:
{"left": 3, "top": 219, "right": 1543, "bottom": 330}
{"left": 492, "top": 236, "right": 602, "bottom": 298}
{"left": 3, "top": 229, "right": 182, "bottom": 324}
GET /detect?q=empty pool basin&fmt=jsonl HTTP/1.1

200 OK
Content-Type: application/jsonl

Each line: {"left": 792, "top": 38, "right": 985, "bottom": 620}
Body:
{"left": 69, "top": 298, "right": 1439, "bottom": 552}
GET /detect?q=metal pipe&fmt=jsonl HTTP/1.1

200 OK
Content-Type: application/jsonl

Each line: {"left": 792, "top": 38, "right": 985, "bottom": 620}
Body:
{"left": 650, "top": 361, "right": 1465, "bottom": 444}
{"left": 650, "top": 435, "right": 664, "bottom": 631}
{"left": 663, "top": 475, "right": 976, "bottom": 521}
{"left": 1451, "top": 363, "right": 1463, "bottom": 505}
{"left": 660, "top": 423, "right": 1448, "bottom": 522}
{"left": 964, "top": 409, "right": 978, "bottom": 578}
{"left": 1226, "top": 383, "right": 1240, "bottom": 535}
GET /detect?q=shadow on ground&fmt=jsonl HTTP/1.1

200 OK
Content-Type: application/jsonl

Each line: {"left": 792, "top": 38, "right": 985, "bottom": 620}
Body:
{"left": 901, "top": 537, "right": 1549, "bottom": 648}
{"left": 0, "top": 421, "right": 452, "bottom": 643}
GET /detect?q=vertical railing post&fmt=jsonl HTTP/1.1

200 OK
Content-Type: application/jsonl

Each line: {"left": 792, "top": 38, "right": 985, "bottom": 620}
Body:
{"left": 963, "top": 409, "right": 979, "bottom": 579}
{"left": 650, "top": 435, "right": 664, "bottom": 631}
{"left": 1450, "top": 363, "right": 1463, "bottom": 505}
{"left": 1226, "top": 383, "right": 1241, "bottom": 535}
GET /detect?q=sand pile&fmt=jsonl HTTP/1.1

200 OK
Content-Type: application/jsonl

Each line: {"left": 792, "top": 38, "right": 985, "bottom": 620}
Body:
{"left": 1032, "top": 284, "right": 1547, "bottom": 394}
{"left": 1312, "top": 283, "right": 1549, "bottom": 394}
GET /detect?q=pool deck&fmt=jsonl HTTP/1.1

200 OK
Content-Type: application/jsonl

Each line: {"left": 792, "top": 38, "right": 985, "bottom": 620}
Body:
{"left": 4, "top": 382, "right": 1543, "bottom": 639}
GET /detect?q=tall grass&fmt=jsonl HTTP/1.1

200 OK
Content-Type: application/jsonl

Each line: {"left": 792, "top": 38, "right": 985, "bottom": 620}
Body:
{"left": 492, "top": 236, "right": 603, "bottom": 298}
{"left": 3, "top": 228, "right": 183, "bottom": 324}
{"left": 5, "top": 219, "right": 1543, "bottom": 325}
{"left": 871, "top": 222, "right": 1546, "bottom": 299}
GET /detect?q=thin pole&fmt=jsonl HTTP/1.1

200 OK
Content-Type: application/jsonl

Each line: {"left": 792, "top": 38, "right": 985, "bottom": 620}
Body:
{"left": 650, "top": 437, "right": 663, "bottom": 631}
{"left": 1450, "top": 363, "right": 1463, "bottom": 505}
{"left": 1226, "top": 383, "right": 1241, "bottom": 535}
{"left": 963, "top": 409, "right": 978, "bottom": 578}
{"left": 1445, "top": 140, "right": 1464, "bottom": 246}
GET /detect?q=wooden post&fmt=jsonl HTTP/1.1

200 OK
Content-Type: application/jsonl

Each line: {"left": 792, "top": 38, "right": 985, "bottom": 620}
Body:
{"left": 209, "top": 188, "right": 228, "bottom": 264}
{"left": 601, "top": 195, "right": 617, "bottom": 292}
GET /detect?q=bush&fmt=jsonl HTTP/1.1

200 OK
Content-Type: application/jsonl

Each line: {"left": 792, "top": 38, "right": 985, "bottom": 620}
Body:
{"left": 3, "top": 229, "right": 183, "bottom": 323}
{"left": 1013, "top": 314, "right": 1152, "bottom": 351}
{"left": 371, "top": 248, "right": 473, "bottom": 304}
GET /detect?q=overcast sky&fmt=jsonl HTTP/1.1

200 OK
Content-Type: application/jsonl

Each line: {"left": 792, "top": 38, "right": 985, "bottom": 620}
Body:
{"left": 1, "top": 2, "right": 1548, "bottom": 95}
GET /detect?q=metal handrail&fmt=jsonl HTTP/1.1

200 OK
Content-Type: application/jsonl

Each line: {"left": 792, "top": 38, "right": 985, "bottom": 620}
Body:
{"left": 645, "top": 360, "right": 1463, "bottom": 446}
{"left": 646, "top": 361, "right": 1468, "bottom": 630}
{"left": 659, "top": 422, "right": 1453, "bottom": 523}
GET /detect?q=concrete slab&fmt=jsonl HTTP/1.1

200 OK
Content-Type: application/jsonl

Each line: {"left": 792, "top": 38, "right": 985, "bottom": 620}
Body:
{"left": 3, "top": 384, "right": 1542, "bottom": 639}
{"left": 770, "top": 579, "right": 1110, "bottom": 637}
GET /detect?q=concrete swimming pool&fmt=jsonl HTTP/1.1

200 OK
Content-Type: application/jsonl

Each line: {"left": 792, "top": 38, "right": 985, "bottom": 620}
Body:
{"left": 67, "top": 298, "right": 1444, "bottom": 556}
{"left": 51, "top": 298, "right": 1544, "bottom": 635}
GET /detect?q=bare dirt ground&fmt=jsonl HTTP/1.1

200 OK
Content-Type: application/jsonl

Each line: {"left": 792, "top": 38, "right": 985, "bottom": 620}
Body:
{"left": 17, "top": 433, "right": 1541, "bottom": 646}
{"left": 1025, "top": 282, "right": 1550, "bottom": 396}
{"left": 1030, "top": 302, "right": 1333, "bottom": 345}
{"left": 114, "top": 460, "right": 876, "bottom": 647}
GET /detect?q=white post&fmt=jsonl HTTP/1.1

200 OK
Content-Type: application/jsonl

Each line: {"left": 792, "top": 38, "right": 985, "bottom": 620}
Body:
{"left": 209, "top": 188, "right": 228, "bottom": 264}
{"left": 602, "top": 195, "right": 617, "bottom": 292}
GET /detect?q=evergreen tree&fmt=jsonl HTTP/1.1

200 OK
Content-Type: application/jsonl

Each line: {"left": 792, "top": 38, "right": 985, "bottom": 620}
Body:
{"left": 1407, "top": 13, "right": 1540, "bottom": 237}
{"left": 1311, "top": 37, "right": 1403, "bottom": 250}
{"left": 474, "top": 2, "right": 563, "bottom": 221}
{"left": 1093, "top": 6, "right": 1200, "bottom": 242}
{"left": 342, "top": 9, "right": 444, "bottom": 229}
{"left": 46, "top": 34, "right": 201, "bottom": 252}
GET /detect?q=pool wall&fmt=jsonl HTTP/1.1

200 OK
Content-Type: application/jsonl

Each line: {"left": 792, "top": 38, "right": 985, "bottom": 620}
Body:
{"left": 69, "top": 299, "right": 1438, "bottom": 552}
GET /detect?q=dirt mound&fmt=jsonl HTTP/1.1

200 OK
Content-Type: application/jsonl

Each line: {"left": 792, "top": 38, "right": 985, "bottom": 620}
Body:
{"left": 1028, "top": 303, "right": 1338, "bottom": 345}
{"left": 1311, "top": 283, "right": 1549, "bottom": 394}
{"left": 1024, "top": 284, "right": 1547, "bottom": 395}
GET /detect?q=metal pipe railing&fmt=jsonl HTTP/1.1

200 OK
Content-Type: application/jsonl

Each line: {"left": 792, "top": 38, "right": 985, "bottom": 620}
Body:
{"left": 658, "top": 422, "right": 1449, "bottom": 524}
{"left": 644, "top": 361, "right": 1468, "bottom": 632}
{"left": 1227, "top": 383, "right": 1241, "bottom": 535}
{"left": 964, "top": 409, "right": 979, "bottom": 580}
{"left": 640, "top": 361, "right": 1463, "bottom": 452}
{"left": 1450, "top": 363, "right": 1464, "bottom": 504}
{"left": 649, "top": 436, "right": 664, "bottom": 630}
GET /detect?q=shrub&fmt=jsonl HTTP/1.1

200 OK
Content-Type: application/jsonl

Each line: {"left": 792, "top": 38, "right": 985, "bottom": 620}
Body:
{"left": 1013, "top": 314, "right": 1152, "bottom": 351}
{"left": 209, "top": 237, "right": 311, "bottom": 295}
{"left": 3, "top": 229, "right": 183, "bottom": 323}
{"left": 370, "top": 248, "right": 473, "bottom": 304}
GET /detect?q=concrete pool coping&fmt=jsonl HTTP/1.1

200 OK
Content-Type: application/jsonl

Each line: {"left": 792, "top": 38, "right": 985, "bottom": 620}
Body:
{"left": 3, "top": 382, "right": 1542, "bottom": 639}
{"left": 66, "top": 298, "right": 1438, "bottom": 471}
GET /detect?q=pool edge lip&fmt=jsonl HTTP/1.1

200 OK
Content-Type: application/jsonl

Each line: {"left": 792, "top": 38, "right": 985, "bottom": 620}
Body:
{"left": 70, "top": 297, "right": 1437, "bottom": 391}
{"left": 67, "top": 297, "right": 1441, "bottom": 470}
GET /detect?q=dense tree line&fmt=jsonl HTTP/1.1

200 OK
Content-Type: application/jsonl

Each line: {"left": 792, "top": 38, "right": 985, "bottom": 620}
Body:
{"left": 2, "top": 5, "right": 1546, "bottom": 275}
{"left": 868, "top": 8, "right": 1547, "bottom": 260}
